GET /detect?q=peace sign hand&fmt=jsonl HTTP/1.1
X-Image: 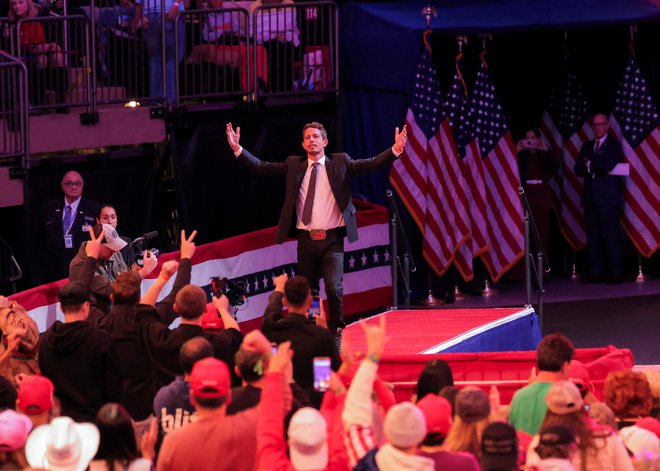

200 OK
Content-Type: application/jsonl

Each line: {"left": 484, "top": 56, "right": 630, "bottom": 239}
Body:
{"left": 85, "top": 226, "right": 105, "bottom": 259}
{"left": 180, "top": 229, "right": 197, "bottom": 260}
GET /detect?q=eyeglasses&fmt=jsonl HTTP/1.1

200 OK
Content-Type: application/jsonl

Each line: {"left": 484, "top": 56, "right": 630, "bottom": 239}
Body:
{"left": 593, "top": 122, "right": 608, "bottom": 127}
{"left": 63, "top": 181, "right": 83, "bottom": 187}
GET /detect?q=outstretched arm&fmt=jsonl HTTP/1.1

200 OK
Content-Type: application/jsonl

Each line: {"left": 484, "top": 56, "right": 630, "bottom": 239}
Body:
{"left": 346, "top": 125, "right": 407, "bottom": 176}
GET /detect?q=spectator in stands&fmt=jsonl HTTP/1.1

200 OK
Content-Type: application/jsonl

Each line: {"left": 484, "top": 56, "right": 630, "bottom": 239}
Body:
{"left": 137, "top": 283, "right": 243, "bottom": 390}
{"left": 69, "top": 223, "right": 158, "bottom": 313}
{"left": 90, "top": 403, "right": 156, "bottom": 470}
{"left": 416, "top": 393, "right": 480, "bottom": 470}
{"left": 0, "top": 409, "right": 32, "bottom": 469}
{"left": 262, "top": 274, "right": 340, "bottom": 406}
{"left": 153, "top": 337, "right": 212, "bottom": 452}
{"left": 480, "top": 422, "right": 519, "bottom": 471}
{"left": 185, "top": 0, "right": 243, "bottom": 66}
{"left": 132, "top": 0, "right": 185, "bottom": 103}
{"left": 250, "top": 0, "right": 298, "bottom": 92}
{"left": 342, "top": 317, "right": 434, "bottom": 470}
{"left": 16, "top": 375, "right": 56, "bottom": 428}
{"left": 414, "top": 358, "right": 454, "bottom": 402}
{"left": 38, "top": 227, "right": 122, "bottom": 422}
{"left": 526, "top": 381, "right": 633, "bottom": 471}
{"left": 509, "top": 333, "right": 575, "bottom": 435}
{"left": 93, "top": 230, "right": 195, "bottom": 425}
{"left": 96, "top": 204, "right": 134, "bottom": 267}
{"left": 156, "top": 357, "right": 259, "bottom": 471}
{"left": 256, "top": 339, "right": 349, "bottom": 471}
{"left": 443, "top": 386, "right": 492, "bottom": 459}
{"left": 40, "top": 170, "right": 100, "bottom": 283}
{"left": 603, "top": 370, "right": 653, "bottom": 427}
{"left": 0, "top": 298, "right": 40, "bottom": 387}
{"left": 529, "top": 425, "right": 578, "bottom": 471}
{"left": 25, "top": 416, "right": 100, "bottom": 471}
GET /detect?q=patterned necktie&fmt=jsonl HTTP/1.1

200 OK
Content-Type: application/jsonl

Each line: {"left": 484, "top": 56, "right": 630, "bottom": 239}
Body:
{"left": 63, "top": 205, "right": 73, "bottom": 234}
{"left": 301, "top": 163, "right": 319, "bottom": 226}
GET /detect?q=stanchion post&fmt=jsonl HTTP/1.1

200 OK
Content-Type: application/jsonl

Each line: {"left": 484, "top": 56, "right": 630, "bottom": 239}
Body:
{"left": 390, "top": 211, "right": 398, "bottom": 310}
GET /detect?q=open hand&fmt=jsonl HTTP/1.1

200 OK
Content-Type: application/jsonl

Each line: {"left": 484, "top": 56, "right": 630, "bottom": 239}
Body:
{"left": 226, "top": 123, "right": 241, "bottom": 152}
{"left": 361, "top": 315, "right": 389, "bottom": 360}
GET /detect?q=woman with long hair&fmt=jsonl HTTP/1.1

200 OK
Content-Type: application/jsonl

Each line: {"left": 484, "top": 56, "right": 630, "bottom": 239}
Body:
{"left": 89, "top": 403, "right": 155, "bottom": 471}
{"left": 526, "top": 381, "right": 633, "bottom": 471}
{"left": 443, "top": 387, "right": 492, "bottom": 459}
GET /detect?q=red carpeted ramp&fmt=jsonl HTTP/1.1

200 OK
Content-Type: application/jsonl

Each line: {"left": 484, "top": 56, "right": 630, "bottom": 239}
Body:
{"left": 343, "top": 307, "right": 541, "bottom": 355}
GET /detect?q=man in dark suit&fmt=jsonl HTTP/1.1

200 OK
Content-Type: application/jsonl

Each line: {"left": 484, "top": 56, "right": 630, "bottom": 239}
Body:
{"left": 574, "top": 114, "right": 624, "bottom": 284}
{"left": 225, "top": 121, "right": 406, "bottom": 335}
{"left": 41, "top": 170, "right": 100, "bottom": 282}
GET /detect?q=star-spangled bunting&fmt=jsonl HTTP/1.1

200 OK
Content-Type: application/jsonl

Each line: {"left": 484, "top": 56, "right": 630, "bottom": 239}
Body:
{"left": 466, "top": 63, "right": 524, "bottom": 281}
{"left": 390, "top": 45, "right": 469, "bottom": 276}
{"left": 540, "top": 59, "right": 591, "bottom": 250}
{"left": 609, "top": 56, "right": 660, "bottom": 257}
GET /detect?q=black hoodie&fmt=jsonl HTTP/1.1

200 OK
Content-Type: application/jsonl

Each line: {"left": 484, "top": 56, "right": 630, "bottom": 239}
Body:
{"left": 39, "top": 320, "right": 121, "bottom": 422}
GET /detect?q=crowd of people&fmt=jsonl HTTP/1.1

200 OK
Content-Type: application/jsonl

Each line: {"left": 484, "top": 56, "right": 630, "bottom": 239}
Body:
{"left": 0, "top": 228, "right": 659, "bottom": 470}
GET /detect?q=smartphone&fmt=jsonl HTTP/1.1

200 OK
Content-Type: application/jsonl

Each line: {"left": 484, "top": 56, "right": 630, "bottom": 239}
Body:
{"left": 313, "top": 356, "right": 331, "bottom": 392}
{"left": 308, "top": 295, "right": 320, "bottom": 320}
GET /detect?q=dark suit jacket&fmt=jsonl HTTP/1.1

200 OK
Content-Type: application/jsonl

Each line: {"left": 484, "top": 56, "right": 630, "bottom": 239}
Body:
{"left": 42, "top": 197, "right": 100, "bottom": 281}
{"left": 238, "top": 149, "right": 397, "bottom": 243}
{"left": 574, "top": 136, "right": 623, "bottom": 207}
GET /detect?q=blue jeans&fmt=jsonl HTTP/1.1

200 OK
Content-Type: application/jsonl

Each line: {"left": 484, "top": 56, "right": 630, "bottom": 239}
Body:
{"left": 142, "top": 13, "right": 184, "bottom": 103}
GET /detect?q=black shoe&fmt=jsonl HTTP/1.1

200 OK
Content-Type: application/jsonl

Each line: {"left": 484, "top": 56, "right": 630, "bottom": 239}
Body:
{"left": 581, "top": 275, "right": 606, "bottom": 284}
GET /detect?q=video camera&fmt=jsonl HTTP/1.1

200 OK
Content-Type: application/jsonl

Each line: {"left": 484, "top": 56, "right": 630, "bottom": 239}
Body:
{"left": 130, "top": 231, "right": 159, "bottom": 267}
{"left": 211, "top": 277, "right": 247, "bottom": 307}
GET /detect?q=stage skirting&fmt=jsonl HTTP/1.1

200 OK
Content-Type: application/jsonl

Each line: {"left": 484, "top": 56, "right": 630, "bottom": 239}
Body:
{"left": 10, "top": 200, "right": 392, "bottom": 333}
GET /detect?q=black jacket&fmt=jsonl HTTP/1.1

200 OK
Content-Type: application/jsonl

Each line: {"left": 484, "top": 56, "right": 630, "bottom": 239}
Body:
{"left": 574, "top": 136, "right": 624, "bottom": 207}
{"left": 137, "top": 311, "right": 244, "bottom": 391}
{"left": 238, "top": 149, "right": 397, "bottom": 244}
{"left": 39, "top": 320, "right": 121, "bottom": 422}
{"left": 261, "top": 292, "right": 340, "bottom": 391}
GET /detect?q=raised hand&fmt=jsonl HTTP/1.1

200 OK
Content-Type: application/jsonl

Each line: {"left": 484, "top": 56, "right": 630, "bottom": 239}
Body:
{"left": 159, "top": 260, "right": 179, "bottom": 281}
{"left": 360, "top": 315, "right": 389, "bottom": 360}
{"left": 241, "top": 329, "right": 272, "bottom": 356}
{"left": 393, "top": 124, "right": 408, "bottom": 154}
{"left": 272, "top": 273, "right": 288, "bottom": 293}
{"left": 316, "top": 299, "right": 328, "bottom": 329}
{"left": 268, "top": 341, "right": 293, "bottom": 374}
{"left": 226, "top": 122, "right": 241, "bottom": 153}
{"left": 85, "top": 226, "right": 105, "bottom": 259}
{"left": 212, "top": 293, "right": 230, "bottom": 314}
{"left": 180, "top": 229, "right": 197, "bottom": 260}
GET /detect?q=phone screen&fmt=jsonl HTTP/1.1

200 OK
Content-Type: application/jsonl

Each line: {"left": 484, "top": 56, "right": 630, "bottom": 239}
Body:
{"left": 313, "top": 356, "right": 331, "bottom": 391}
{"left": 308, "top": 295, "right": 320, "bottom": 319}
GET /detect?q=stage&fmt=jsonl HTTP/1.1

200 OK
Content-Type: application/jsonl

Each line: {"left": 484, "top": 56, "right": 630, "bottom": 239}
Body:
{"left": 343, "top": 307, "right": 541, "bottom": 355}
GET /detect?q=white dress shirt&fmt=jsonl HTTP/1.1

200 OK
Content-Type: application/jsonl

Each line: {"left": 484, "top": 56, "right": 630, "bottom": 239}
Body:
{"left": 295, "top": 156, "right": 345, "bottom": 230}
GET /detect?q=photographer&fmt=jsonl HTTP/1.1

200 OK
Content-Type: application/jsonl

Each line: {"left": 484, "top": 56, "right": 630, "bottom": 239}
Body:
{"left": 69, "top": 223, "right": 158, "bottom": 313}
{"left": 516, "top": 129, "right": 559, "bottom": 265}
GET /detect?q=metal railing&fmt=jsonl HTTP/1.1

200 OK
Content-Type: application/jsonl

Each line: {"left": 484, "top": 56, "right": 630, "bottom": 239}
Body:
{"left": 175, "top": 7, "right": 250, "bottom": 106}
{"left": 252, "top": 1, "right": 338, "bottom": 97}
{"left": 0, "top": 51, "right": 29, "bottom": 167}
{"left": 1, "top": 1, "right": 337, "bottom": 115}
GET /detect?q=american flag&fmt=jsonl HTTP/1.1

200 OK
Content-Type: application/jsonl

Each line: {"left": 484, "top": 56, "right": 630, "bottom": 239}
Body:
{"left": 390, "top": 47, "right": 469, "bottom": 276}
{"left": 444, "top": 58, "right": 489, "bottom": 281}
{"left": 466, "top": 63, "right": 524, "bottom": 281}
{"left": 609, "top": 56, "right": 660, "bottom": 257}
{"left": 539, "top": 62, "right": 591, "bottom": 250}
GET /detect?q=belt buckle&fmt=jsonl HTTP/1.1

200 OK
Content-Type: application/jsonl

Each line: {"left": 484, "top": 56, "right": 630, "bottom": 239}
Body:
{"left": 310, "top": 229, "right": 326, "bottom": 241}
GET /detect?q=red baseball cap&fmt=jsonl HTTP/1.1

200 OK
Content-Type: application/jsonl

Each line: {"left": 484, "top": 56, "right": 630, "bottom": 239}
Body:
{"left": 17, "top": 375, "right": 54, "bottom": 415}
{"left": 417, "top": 394, "right": 452, "bottom": 437}
{"left": 568, "top": 361, "right": 593, "bottom": 395}
{"left": 189, "top": 358, "right": 230, "bottom": 399}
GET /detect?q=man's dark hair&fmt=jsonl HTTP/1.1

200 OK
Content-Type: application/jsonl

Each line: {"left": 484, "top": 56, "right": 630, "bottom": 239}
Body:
{"left": 175, "top": 285, "right": 208, "bottom": 320}
{"left": 234, "top": 349, "right": 265, "bottom": 383}
{"left": 194, "top": 395, "right": 228, "bottom": 409}
{"left": 284, "top": 276, "right": 310, "bottom": 308}
{"left": 180, "top": 337, "right": 214, "bottom": 375}
{"left": 302, "top": 122, "right": 327, "bottom": 140}
{"left": 111, "top": 272, "right": 141, "bottom": 305}
{"left": 536, "top": 333, "right": 575, "bottom": 372}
